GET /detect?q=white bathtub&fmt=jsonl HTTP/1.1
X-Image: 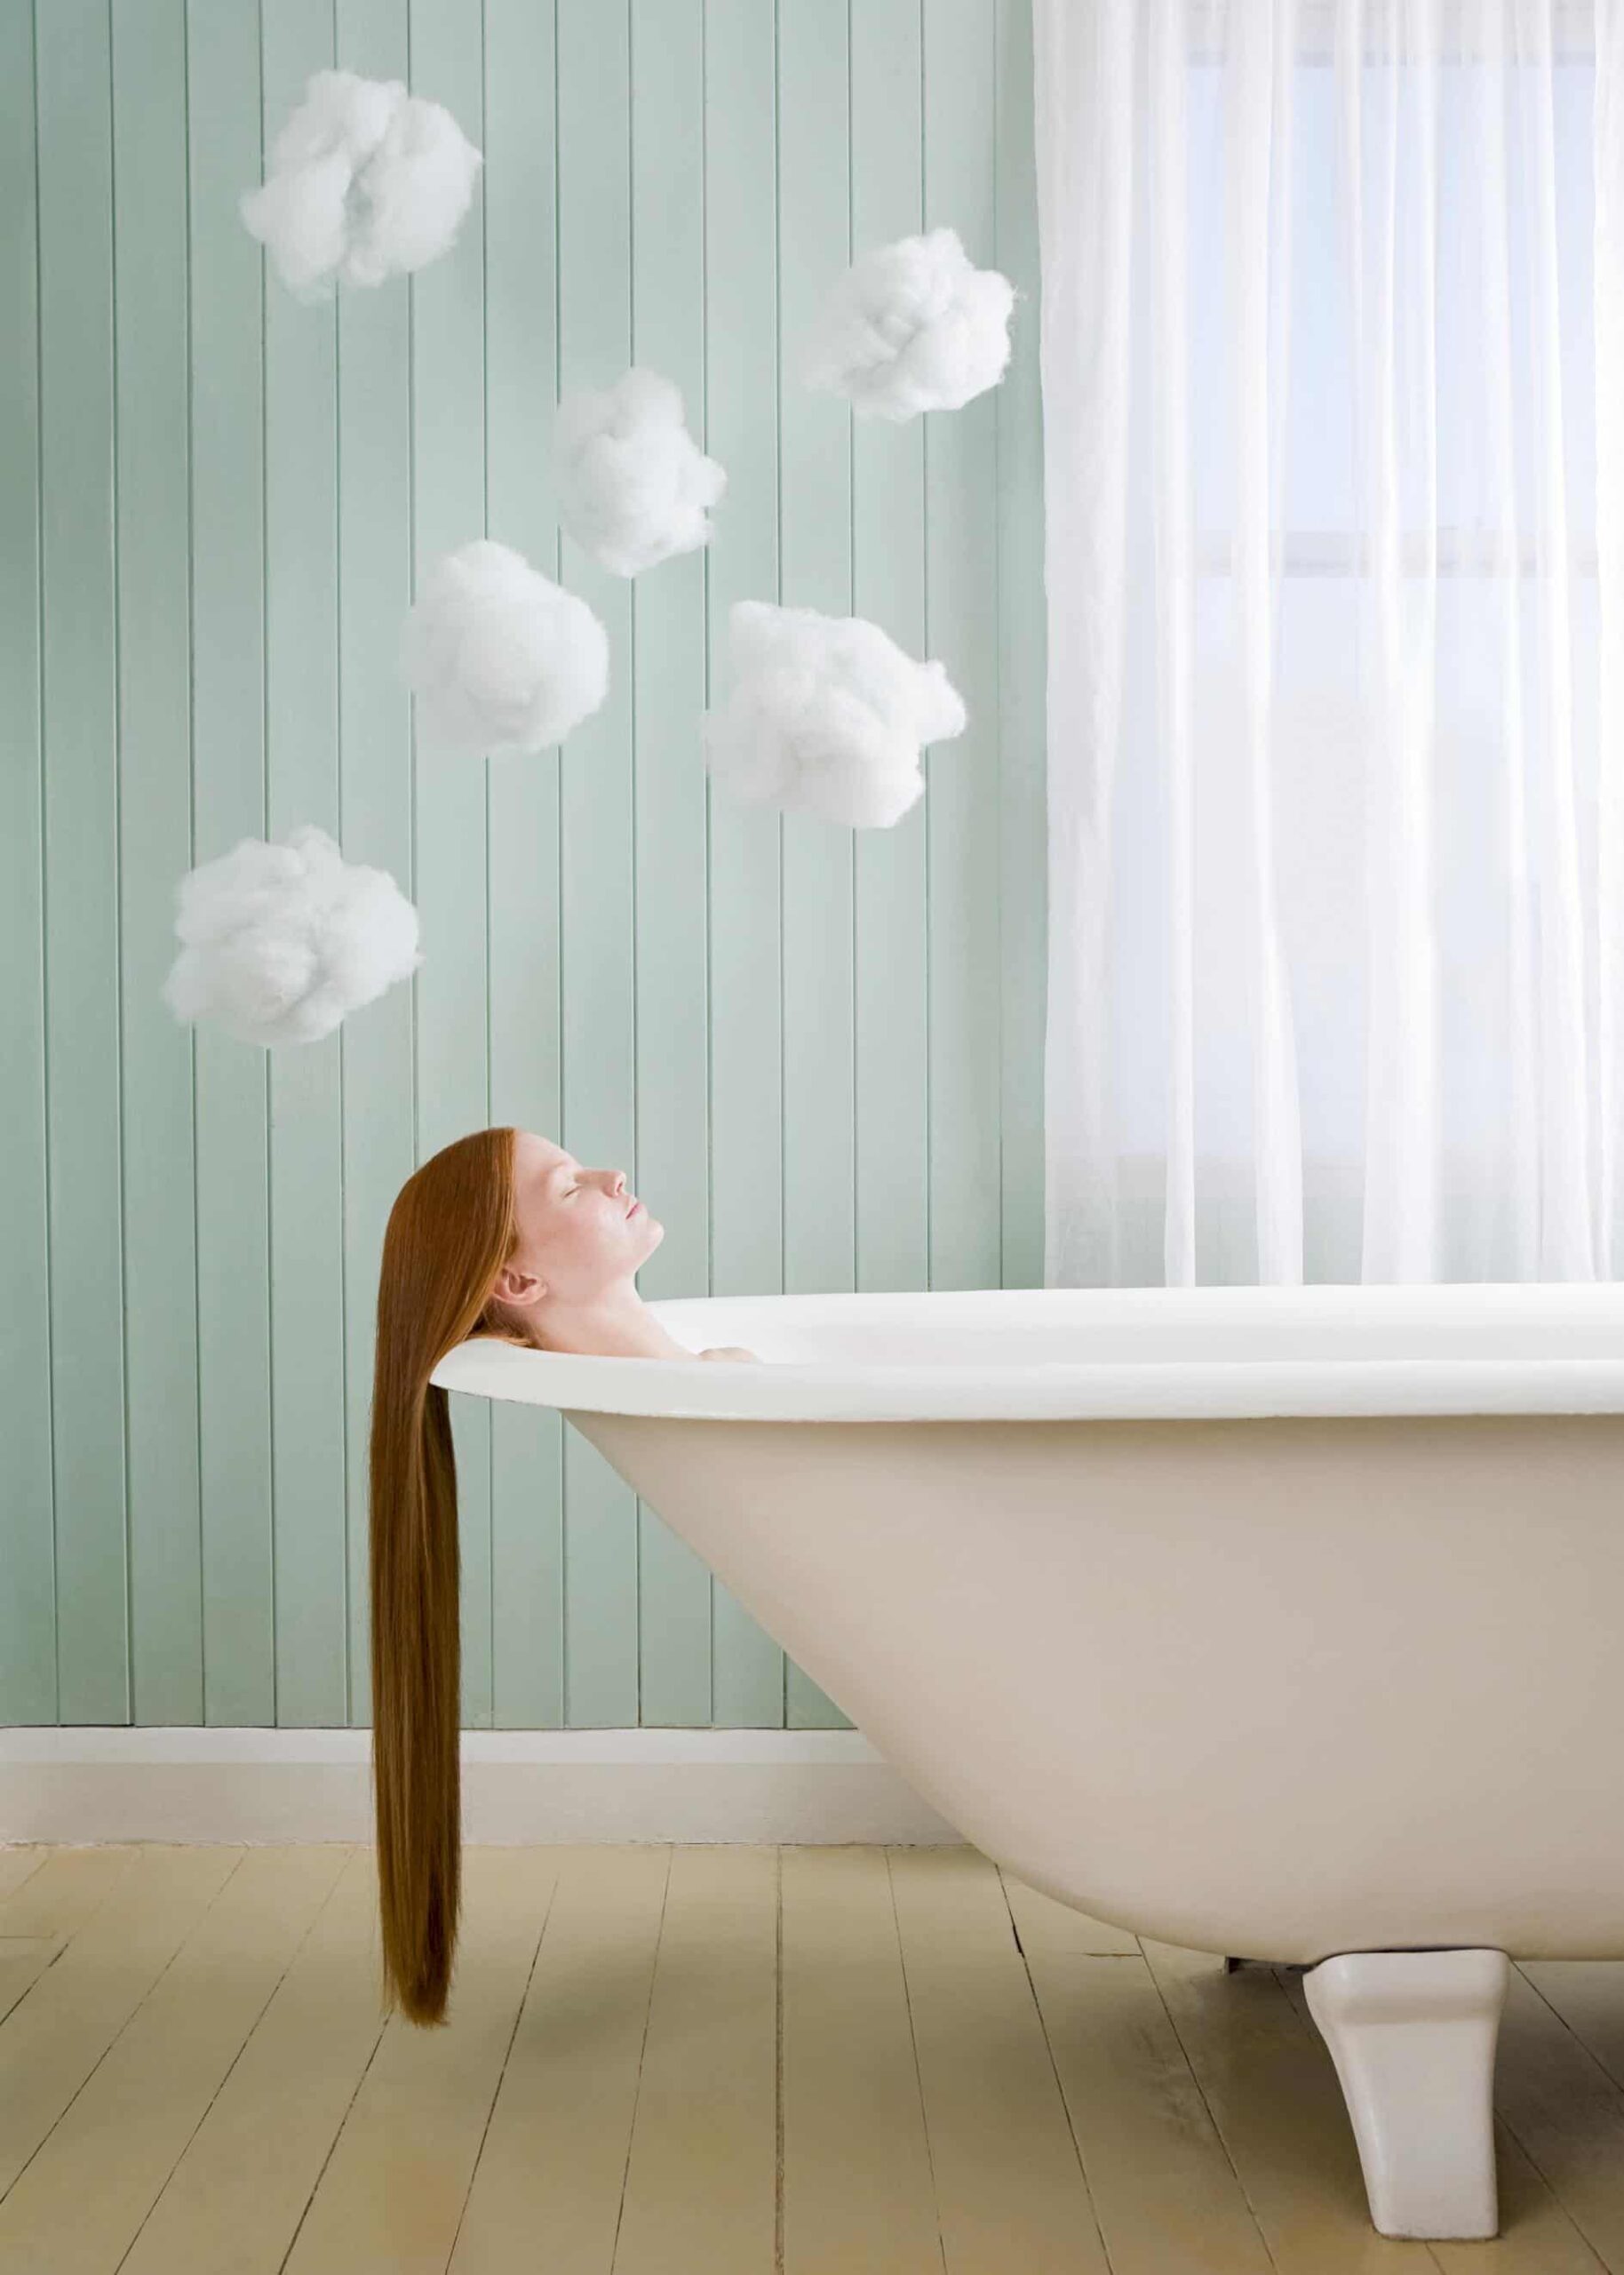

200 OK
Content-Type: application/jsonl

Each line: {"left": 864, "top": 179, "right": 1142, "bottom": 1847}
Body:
{"left": 432, "top": 1282, "right": 1624, "bottom": 2240}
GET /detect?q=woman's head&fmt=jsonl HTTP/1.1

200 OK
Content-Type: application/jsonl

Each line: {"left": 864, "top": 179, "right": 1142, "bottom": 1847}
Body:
{"left": 369, "top": 1123, "right": 650, "bottom": 2028}
{"left": 487, "top": 1130, "right": 663, "bottom": 1333}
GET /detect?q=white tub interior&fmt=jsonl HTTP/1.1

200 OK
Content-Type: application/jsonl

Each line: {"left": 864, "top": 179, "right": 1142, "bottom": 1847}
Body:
{"left": 649, "top": 1283, "right": 1624, "bottom": 1368}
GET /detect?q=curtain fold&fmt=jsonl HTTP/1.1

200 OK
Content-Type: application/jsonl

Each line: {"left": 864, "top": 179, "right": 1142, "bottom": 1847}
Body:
{"left": 1037, "top": 0, "right": 1136, "bottom": 1287}
{"left": 1035, "top": 0, "right": 1621, "bottom": 1284}
{"left": 1597, "top": 0, "right": 1624, "bottom": 1263}
{"left": 1230, "top": 0, "right": 1306, "bottom": 1281}
{"left": 1149, "top": 0, "right": 1198, "bottom": 1281}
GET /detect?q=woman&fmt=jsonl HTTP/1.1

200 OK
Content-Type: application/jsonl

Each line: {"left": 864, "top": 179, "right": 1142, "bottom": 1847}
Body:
{"left": 369, "top": 1125, "right": 753, "bottom": 2027}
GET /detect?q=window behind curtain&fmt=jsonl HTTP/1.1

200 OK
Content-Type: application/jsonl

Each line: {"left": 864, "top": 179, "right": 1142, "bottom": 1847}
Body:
{"left": 1036, "top": 1, "right": 1620, "bottom": 1287}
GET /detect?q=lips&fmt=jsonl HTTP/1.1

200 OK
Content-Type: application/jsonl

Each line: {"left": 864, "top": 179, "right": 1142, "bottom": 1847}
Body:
{"left": 625, "top": 1195, "right": 642, "bottom": 1217}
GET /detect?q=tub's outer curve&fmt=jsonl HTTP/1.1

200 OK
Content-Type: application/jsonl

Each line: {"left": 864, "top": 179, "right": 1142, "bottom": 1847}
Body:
{"left": 569, "top": 1410, "right": 1624, "bottom": 1965}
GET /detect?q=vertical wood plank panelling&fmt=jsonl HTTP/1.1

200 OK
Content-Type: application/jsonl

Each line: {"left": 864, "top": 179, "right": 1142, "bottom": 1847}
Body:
{"left": 0, "top": 0, "right": 57, "bottom": 1723}
{"left": 408, "top": 0, "right": 494, "bottom": 1728}
{"left": 37, "top": 0, "right": 131, "bottom": 1724}
{"left": 4, "top": 0, "right": 1045, "bottom": 1735}
{"left": 113, "top": 0, "right": 203, "bottom": 1726}
{"left": 485, "top": 0, "right": 567, "bottom": 1730}
{"left": 704, "top": 0, "right": 784, "bottom": 1309}
{"left": 262, "top": 3, "right": 349, "bottom": 1728}
{"left": 778, "top": 0, "right": 856, "bottom": 1733}
{"left": 926, "top": 0, "right": 1004, "bottom": 1292}
{"left": 630, "top": 0, "right": 716, "bottom": 1728}
{"left": 996, "top": 0, "right": 1047, "bottom": 1288}
{"left": 852, "top": 0, "right": 931, "bottom": 1297}
{"left": 335, "top": 0, "right": 416, "bottom": 1728}
{"left": 556, "top": 0, "right": 641, "bottom": 1728}
{"left": 778, "top": 1, "right": 856, "bottom": 1306}
{"left": 705, "top": 0, "right": 787, "bottom": 1728}
{"left": 187, "top": 0, "right": 275, "bottom": 1727}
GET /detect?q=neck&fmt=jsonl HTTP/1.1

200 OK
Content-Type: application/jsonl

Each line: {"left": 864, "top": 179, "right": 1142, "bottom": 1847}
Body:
{"left": 526, "top": 1278, "right": 690, "bottom": 1360}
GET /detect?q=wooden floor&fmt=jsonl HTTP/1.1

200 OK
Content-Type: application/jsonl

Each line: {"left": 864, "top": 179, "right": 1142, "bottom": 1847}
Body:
{"left": 1, "top": 1844, "right": 1622, "bottom": 2273}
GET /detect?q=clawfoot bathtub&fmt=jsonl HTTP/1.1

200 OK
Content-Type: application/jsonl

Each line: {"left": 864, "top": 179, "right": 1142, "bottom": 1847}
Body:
{"left": 432, "top": 1283, "right": 1624, "bottom": 2242}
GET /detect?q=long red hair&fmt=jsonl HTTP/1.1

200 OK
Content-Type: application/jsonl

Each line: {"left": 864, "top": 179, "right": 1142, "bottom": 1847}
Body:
{"left": 368, "top": 1124, "right": 528, "bottom": 2025}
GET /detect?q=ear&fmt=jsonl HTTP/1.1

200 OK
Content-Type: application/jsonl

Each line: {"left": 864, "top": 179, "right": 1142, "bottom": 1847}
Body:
{"left": 491, "top": 1262, "right": 546, "bottom": 1307}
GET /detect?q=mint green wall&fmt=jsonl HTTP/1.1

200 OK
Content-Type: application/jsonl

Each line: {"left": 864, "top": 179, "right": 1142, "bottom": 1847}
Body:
{"left": 0, "top": 0, "right": 1044, "bottom": 1731}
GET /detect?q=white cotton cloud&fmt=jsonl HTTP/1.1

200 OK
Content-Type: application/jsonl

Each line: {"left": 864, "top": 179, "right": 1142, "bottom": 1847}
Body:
{"left": 163, "top": 825, "right": 421, "bottom": 1047}
{"left": 805, "top": 226, "right": 1015, "bottom": 420}
{"left": 702, "top": 601, "right": 967, "bottom": 829}
{"left": 553, "top": 369, "right": 727, "bottom": 578}
{"left": 242, "top": 68, "right": 482, "bottom": 296}
{"left": 401, "top": 539, "right": 609, "bottom": 756}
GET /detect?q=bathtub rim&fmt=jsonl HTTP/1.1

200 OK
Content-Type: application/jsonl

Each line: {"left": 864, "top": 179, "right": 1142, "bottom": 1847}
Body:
{"left": 428, "top": 1282, "right": 1624, "bottom": 1422}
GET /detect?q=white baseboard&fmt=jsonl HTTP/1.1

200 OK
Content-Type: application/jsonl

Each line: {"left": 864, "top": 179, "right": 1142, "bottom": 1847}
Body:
{"left": 0, "top": 1727, "right": 966, "bottom": 1848}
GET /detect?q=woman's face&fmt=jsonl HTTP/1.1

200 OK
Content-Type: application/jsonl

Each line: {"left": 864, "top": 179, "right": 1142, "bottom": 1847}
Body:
{"left": 495, "top": 1130, "right": 664, "bottom": 1310}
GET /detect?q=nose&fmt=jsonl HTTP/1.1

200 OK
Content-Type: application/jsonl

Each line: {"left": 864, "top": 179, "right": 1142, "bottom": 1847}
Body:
{"left": 608, "top": 1169, "right": 626, "bottom": 1196}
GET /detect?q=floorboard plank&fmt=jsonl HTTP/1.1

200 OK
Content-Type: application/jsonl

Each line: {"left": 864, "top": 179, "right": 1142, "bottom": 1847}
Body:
{"left": 610, "top": 1845, "right": 777, "bottom": 2275}
{"left": 1487, "top": 1968, "right": 1624, "bottom": 2274}
{"left": 0, "top": 1852, "right": 50, "bottom": 1906}
{"left": 0, "top": 1845, "right": 243, "bottom": 2200}
{"left": 0, "top": 1846, "right": 146, "bottom": 2032}
{"left": 0, "top": 1843, "right": 140, "bottom": 1942}
{"left": 781, "top": 1845, "right": 943, "bottom": 2275}
{"left": 888, "top": 1844, "right": 1111, "bottom": 2274}
{"left": 117, "top": 1847, "right": 393, "bottom": 2275}
{"left": 1521, "top": 1963, "right": 1624, "bottom": 2096}
{"left": 281, "top": 1845, "right": 560, "bottom": 2275}
{"left": 0, "top": 1942, "right": 60, "bottom": 2032}
{"left": 0, "top": 1843, "right": 347, "bottom": 2273}
{"left": 1003, "top": 1877, "right": 1276, "bottom": 2275}
{"left": 447, "top": 1845, "right": 670, "bottom": 2275}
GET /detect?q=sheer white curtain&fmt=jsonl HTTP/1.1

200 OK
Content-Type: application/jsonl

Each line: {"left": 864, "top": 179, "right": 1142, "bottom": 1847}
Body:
{"left": 1034, "top": 0, "right": 1624, "bottom": 1285}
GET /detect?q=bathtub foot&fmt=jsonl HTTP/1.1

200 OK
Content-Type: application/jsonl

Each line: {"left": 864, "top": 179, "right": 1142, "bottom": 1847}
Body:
{"left": 1304, "top": 1948, "right": 1509, "bottom": 2241}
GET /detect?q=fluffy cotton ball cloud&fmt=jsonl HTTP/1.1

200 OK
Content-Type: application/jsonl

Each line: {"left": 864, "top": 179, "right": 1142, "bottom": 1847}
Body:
{"left": 401, "top": 539, "right": 609, "bottom": 756}
{"left": 703, "top": 601, "right": 967, "bottom": 829}
{"left": 553, "top": 369, "right": 727, "bottom": 577}
{"left": 805, "top": 227, "right": 1015, "bottom": 420}
{"left": 163, "top": 825, "right": 421, "bottom": 1047}
{"left": 242, "top": 68, "right": 482, "bottom": 296}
